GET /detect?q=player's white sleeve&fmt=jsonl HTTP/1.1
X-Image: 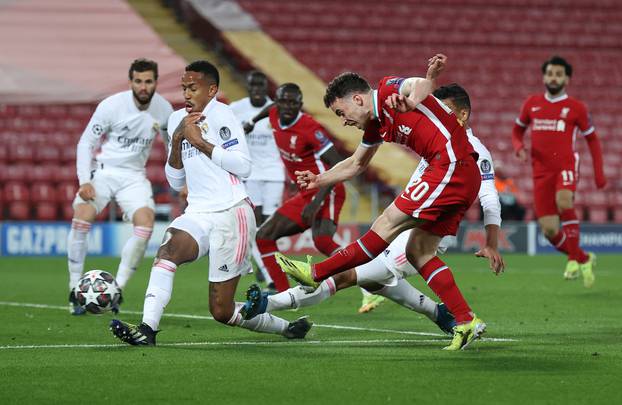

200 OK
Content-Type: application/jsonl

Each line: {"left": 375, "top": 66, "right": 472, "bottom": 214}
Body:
{"left": 469, "top": 129, "right": 502, "bottom": 227}
{"left": 76, "top": 102, "right": 111, "bottom": 185}
{"left": 211, "top": 110, "right": 252, "bottom": 178}
{"left": 479, "top": 176, "right": 501, "bottom": 227}
{"left": 165, "top": 163, "right": 186, "bottom": 192}
{"left": 211, "top": 146, "right": 252, "bottom": 178}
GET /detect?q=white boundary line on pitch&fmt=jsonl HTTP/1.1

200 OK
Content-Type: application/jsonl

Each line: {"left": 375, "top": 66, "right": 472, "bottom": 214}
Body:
{"left": 0, "top": 339, "right": 451, "bottom": 350}
{"left": 0, "top": 301, "right": 517, "bottom": 343}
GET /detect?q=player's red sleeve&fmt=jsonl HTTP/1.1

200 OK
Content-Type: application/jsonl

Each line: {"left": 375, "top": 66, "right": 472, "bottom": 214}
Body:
{"left": 306, "top": 121, "right": 333, "bottom": 155}
{"left": 268, "top": 107, "right": 278, "bottom": 128}
{"left": 512, "top": 99, "right": 531, "bottom": 152}
{"left": 585, "top": 132, "right": 606, "bottom": 189}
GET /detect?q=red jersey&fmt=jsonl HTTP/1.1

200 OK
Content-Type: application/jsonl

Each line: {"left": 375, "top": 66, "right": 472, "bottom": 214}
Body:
{"left": 268, "top": 108, "right": 334, "bottom": 190}
{"left": 514, "top": 93, "right": 594, "bottom": 174}
{"left": 362, "top": 76, "right": 476, "bottom": 165}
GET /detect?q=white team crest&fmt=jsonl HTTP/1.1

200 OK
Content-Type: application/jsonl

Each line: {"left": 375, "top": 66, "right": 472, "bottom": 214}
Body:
{"left": 398, "top": 125, "right": 412, "bottom": 135}
{"left": 560, "top": 107, "right": 570, "bottom": 118}
{"left": 152, "top": 122, "right": 160, "bottom": 133}
{"left": 290, "top": 135, "right": 298, "bottom": 149}
{"left": 200, "top": 122, "right": 209, "bottom": 133}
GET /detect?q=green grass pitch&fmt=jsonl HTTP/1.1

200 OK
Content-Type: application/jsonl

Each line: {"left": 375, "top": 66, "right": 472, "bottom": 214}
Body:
{"left": 1, "top": 254, "right": 621, "bottom": 404}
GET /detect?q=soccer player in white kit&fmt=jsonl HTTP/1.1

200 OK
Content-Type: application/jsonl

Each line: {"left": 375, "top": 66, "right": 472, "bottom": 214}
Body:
{"left": 241, "top": 84, "right": 504, "bottom": 337}
{"left": 230, "top": 71, "right": 285, "bottom": 288}
{"left": 110, "top": 61, "right": 312, "bottom": 346}
{"left": 68, "top": 59, "right": 173, "bottom": 315}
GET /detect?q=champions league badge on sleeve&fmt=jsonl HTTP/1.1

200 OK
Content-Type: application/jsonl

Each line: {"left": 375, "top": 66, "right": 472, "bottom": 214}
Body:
{"left": 219, "top": 126, "right": 231, "bottom": 140}
{"left": 92, "top": 124, "right": 104, "bottom": 136}
{"left": 480, "top": 159, "right": 494, "bottom": 180}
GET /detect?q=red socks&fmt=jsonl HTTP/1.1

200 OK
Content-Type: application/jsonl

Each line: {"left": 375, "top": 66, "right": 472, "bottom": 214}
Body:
{"left": 560, "top": 209, "right": 589, "bottom": 263}
{"left": 312, "top": 234, "right": 341, "bottom": 256}
{"left": 546, "top": 230, "right": 571, "bottom": 256}
{"left": 313, "top": 230, "right": 388, "bottom": 281}
{"left": 418, "top": 257, "right": 474, "bottom": 324}
{"left": 256, "top": 238, "right": 290, "bottom": 292}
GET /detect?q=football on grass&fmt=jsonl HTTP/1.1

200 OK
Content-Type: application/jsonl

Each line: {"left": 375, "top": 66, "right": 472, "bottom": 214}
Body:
{"left": 74, "top": 270, "right": 121, "bottom": 314}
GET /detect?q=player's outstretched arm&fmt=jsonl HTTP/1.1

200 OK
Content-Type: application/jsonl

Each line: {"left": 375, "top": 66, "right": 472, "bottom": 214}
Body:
{"left": 244, "top": 103, "right": 274, "bottom": 134}
{"left": 296, "top": 143, "right": 379, "bottom": 190}
{"left": 385, "top": 54, "right": 446, "bottom": 112}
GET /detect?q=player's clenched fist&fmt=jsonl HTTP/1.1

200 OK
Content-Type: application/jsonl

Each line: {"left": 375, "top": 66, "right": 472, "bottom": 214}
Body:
{"left": 78, "top": 183, "right": 96, "bottom": 201}
{"left": 426, "top": 54, "right": 447, "bottom": 80}
{"left": 295, "top": 170, "right": 319, "bottom": 190}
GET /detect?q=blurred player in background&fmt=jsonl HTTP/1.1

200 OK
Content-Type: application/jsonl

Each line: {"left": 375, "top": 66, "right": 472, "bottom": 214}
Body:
{"left": 277, "top": 55, "right": 503, "bottom": 350}
{"left": 230, "top": 70, "right": 284, "bottom": 289}
{"left": 242, "top": 84, "right": 503, "bottom": 342}
{"left": 512, "top": 56, "right": 606, "bottom": 287}
{"left": 244, "top": 83, "right": 346, "bottom": 293}
{"left": 68, "top": 58, "right": 173, "bottom": 315}
{"left": 110, "top": 61, "right": 311, "bottom": 346}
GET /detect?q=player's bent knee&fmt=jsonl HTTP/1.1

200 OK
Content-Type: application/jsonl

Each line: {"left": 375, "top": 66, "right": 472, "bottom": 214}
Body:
{"left": 209, "top": 304, "right": 235, "bottom": 324}
{"left": 133, "top": 207, "right": 155, "bottom": 227}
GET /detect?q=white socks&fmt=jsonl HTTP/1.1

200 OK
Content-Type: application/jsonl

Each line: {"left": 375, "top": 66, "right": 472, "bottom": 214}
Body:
{"left": 267, "top": 277, "right": 337, "bottom": 312}
{"left": 116, "top": 226, "right": 152, "bottom": 289}
{"left": 67, "top": 219, "right": 91, "bottom": 290}
{"left": 227, "top": 303, "right": 289, "bottom": 335}
{"left": 142, "top": 259, "right": 176, "bottom": 331}
{"left": 374, "top": 279, "right": 438, "bottom": 321}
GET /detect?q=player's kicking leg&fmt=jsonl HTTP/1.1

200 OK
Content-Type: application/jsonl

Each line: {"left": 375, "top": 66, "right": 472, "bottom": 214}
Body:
{"left": 243, "top": 255, "right": 456, "bottom": 335}
{"left": 406, "top": 228, "right": 486, "bottom": 350}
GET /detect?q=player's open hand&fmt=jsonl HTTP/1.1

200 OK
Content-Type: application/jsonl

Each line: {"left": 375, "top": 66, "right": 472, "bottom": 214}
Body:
{"left": 385, "top": 93, "right": 417, "bottom": 113}
{"left": 426, "top": 54, "right": 447, "bottom": 81}
{"left": 475, "top": 246, "right": 505, "bottom": 275}
{"left": 78, "top": 183, "right": 96, "bottom": 201}
{"left": 295, "top": 170, "right": 319, "bottom": 190}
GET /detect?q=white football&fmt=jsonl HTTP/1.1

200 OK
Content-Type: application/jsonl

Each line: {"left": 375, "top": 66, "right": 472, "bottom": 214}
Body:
{"left": 74, "top": 270, "right": 121, "bottom": 314}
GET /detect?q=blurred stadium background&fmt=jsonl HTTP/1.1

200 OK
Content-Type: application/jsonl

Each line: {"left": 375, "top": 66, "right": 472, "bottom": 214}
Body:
{"left": 1, "top": 0, "right": 621, "bottom": 257}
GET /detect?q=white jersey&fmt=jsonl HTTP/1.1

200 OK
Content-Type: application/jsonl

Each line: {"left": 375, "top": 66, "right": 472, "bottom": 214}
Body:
{"left": 229, "top": 97, "right": 285, "bottom": 182}
{"left": 380, "top": 128, "right": 502, "bottom": 279}
{"left": 165, "top": 98, "right": 251, "bottom": 213}
{"left": 76, "top": 90, "right": 173, "bottom": 185}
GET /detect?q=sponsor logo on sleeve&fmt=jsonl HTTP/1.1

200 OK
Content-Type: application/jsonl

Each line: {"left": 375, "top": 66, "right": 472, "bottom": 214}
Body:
{"left": 315, "top": 130, "right": 329, "bottom": 146}
{"left": 219, "top": 126, "right": 231, "bottom": 140}
{"left": 481, "top": 173, "right": 495, "bottom": 180}
{"left": 222, "top": 138, "right": 239, "bottom": 149}
{"left": 385, "top": 77, "right": 405, "bottom": 88}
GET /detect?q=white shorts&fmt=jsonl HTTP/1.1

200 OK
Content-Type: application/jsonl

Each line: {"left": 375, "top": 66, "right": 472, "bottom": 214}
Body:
{"left": 168, "top": 200, "right": 257, "bottom": 283}
{"left": 73, "top": 167, "right": 155, "bottom": 221}
{"left": 244, "top": 180, "right": 284, "bottom": 216}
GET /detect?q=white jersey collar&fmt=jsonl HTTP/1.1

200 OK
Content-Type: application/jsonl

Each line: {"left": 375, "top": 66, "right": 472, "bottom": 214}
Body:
{"left": 544, "top": 92, "right": 568, "bottom": 103}
{"left": 279, "top": 111, "right": 302, "bottom": 130}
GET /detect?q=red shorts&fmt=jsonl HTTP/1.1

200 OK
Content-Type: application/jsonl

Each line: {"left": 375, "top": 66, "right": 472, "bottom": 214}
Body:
{"left": 276, "top": 183, "right": 346, "bottom": 229}
{"left": 533, "top": 168, "right": 578, "bottom": 218}
{"left": 394, "top": 157, "right": 481, "bottom": 237}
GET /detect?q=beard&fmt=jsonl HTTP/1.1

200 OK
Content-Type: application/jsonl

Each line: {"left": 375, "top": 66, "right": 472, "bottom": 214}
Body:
{"left": 545, "top": 83, "right": 564, "bottom": 96}
{"left": 133, "top": 89, "right": 155, "bottom": 106}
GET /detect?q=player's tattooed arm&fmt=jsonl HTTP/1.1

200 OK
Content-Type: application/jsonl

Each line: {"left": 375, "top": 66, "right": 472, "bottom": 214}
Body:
{"left": 386, "top": 54, "right": 447, "bottom": 112}
{"left": 244, "top": 103, "right": 274, "bottom": 134}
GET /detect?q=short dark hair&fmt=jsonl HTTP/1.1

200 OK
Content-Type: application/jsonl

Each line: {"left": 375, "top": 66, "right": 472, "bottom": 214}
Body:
{"left": 185, "top": 60, "right": 220, "bottom": 86}
{"left": 433, "top": 83, "right": 471, "bottom": 111}
{"left": 247, "top": 70, "right": 267, "bottom": 83}
{"left": 276, "top": 82, "right": 302, "bottom": 101}
{"left": 541, "top": 55, "right": 572, "bottom": 77}
{"left": 324, "top": 72, "right": 371, "bottom": 108}
{"left": 129, "top": 58, "right": 158, "bottom": 80}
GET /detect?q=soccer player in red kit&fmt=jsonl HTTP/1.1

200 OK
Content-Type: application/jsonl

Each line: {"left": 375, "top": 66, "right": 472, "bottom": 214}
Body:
{"left": 276, "top": 55, "right": 501, "bottom": 350}
{"left": 512, "top": 56, "right": 606, "bottom": 287}
{"left": 245, "top": 83, "right": 345, "bottom": 292}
